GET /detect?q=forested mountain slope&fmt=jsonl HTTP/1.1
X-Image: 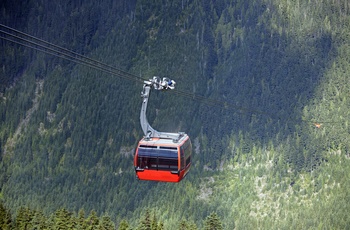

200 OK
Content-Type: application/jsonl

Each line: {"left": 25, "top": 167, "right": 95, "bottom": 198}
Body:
{"left": 1, "top": 0, "right": 350, "bottom": 229}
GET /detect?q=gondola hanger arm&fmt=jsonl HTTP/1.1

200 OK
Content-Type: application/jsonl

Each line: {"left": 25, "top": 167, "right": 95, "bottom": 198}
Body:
{"left": 140, "top": 77, "right": 183, "bottom": 142}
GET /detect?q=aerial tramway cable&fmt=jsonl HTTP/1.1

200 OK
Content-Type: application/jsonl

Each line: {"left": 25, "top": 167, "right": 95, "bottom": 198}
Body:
{"left": 0, "top": 24, "right": 144, "bottom": 84}
{"left": 0, "top": 24, "right": 343, "bottom": 127}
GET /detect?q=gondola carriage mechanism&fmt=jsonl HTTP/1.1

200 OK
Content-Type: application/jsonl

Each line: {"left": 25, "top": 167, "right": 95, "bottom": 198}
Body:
{"left": 134, "top": 77, "right": 192, "bottom": 182}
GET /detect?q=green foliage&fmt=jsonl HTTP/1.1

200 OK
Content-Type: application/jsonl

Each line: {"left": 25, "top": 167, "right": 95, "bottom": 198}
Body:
{"left": 9, "top": 206, "right": 119, "bottom": 230}
{"left": 76, "top": 209, "right": 89, "bottom": 229}
{"left": 118, "top": 219, "right": 130, "bottom": 230}
{"left": 15, "top": 207, "right": 34, "bottom": 230}
{"left": 137, "top": 209, "right": 164, "bottom": 230}
{"left": 87, "top": 210, "right": 100, "bottom": 230}
{"left": 0, "top": 202, "right": 12, "bottom": 230}
{"left": 178, "top": 219, "right": 198, "bottom": 230}
{"left": 53, "top": 208, "right": 75, "bottom": 229}
{"left": 204, "top": 212, "right": 223, "bottom": 230}
{"left": 98, "top": 215, "right": 115, "bottom": 230}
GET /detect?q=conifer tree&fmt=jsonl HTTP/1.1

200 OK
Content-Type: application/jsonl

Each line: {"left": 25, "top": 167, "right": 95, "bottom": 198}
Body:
{"left": 0, "top": 202, "right": 12, "bottom": 230}
{"left": 16, "top": 207, "right": 34, "bottom": 230}
{"left": 187, "top": 221, "right": 198, "bottom": 230}
{"left": 137, "top": 209, "right": 163, "bottom": 230}
{"left": 98, "top": 214, "right": 115, "bottom": 230}
{"left": 150, "top": 213, "right": 159, "bottom": 230}
{"left": 204, "top": 212, "right": 223, "bottom": 230}
{"left": 53, "top": 208, "right": 75, "bottom": 229}
{"left": 118, "top": 219, "right": 130, "bottom": 230}
{"left": 77, "top": 209, "right": 88, "bottom": 230}
{"left": 179, "top": 219, "right": 198, "bottom": 230}
{"left": 138, "top": 209, "right": 151, "bottom": 230}
{"left": 179, "top": 220, "right": 188, "bottom": 230}
{"left": 31, "top": 210, "right": 48, "bottom": 230}
{"left": 87, "top": 210, "right": 99, "bottom": 230}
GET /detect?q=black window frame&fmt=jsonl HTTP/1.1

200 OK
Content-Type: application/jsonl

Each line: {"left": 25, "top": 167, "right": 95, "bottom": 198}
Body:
{"left": 137, "top": 146, "right": 179, "bottom": 171}
{"left": 180, "top": 139, "right": 192, "bottom": 169}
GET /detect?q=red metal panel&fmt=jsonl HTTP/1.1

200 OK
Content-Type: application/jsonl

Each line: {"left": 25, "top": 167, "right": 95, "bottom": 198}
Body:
{"left": 136, "top": 170, "right": 181, "bottom": 182}
{"left": 135, "top": 163, "right": 190, "bottom": 183}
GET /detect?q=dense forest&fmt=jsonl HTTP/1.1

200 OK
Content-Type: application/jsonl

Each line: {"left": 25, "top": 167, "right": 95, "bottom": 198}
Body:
{"left": 1, "top": 0, "right": 350, "bottom": 229}
{"left": 0, "top": 202, "right": 222, "bottom": 229}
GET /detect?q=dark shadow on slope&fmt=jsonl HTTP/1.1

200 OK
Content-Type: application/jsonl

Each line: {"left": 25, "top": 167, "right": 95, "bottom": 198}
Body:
{"left": 197, "top": 4, "right": 336, "bottom": 169}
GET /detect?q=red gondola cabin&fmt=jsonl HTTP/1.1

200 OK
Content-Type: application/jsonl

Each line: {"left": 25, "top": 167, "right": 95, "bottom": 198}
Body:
{"left": 134, "top": 135, "right": 192, "bottom": 183}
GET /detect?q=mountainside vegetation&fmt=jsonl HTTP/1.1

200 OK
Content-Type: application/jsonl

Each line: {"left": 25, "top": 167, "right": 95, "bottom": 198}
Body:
{"left": 1, "top": 0, "right": 350, "bottom": 229}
